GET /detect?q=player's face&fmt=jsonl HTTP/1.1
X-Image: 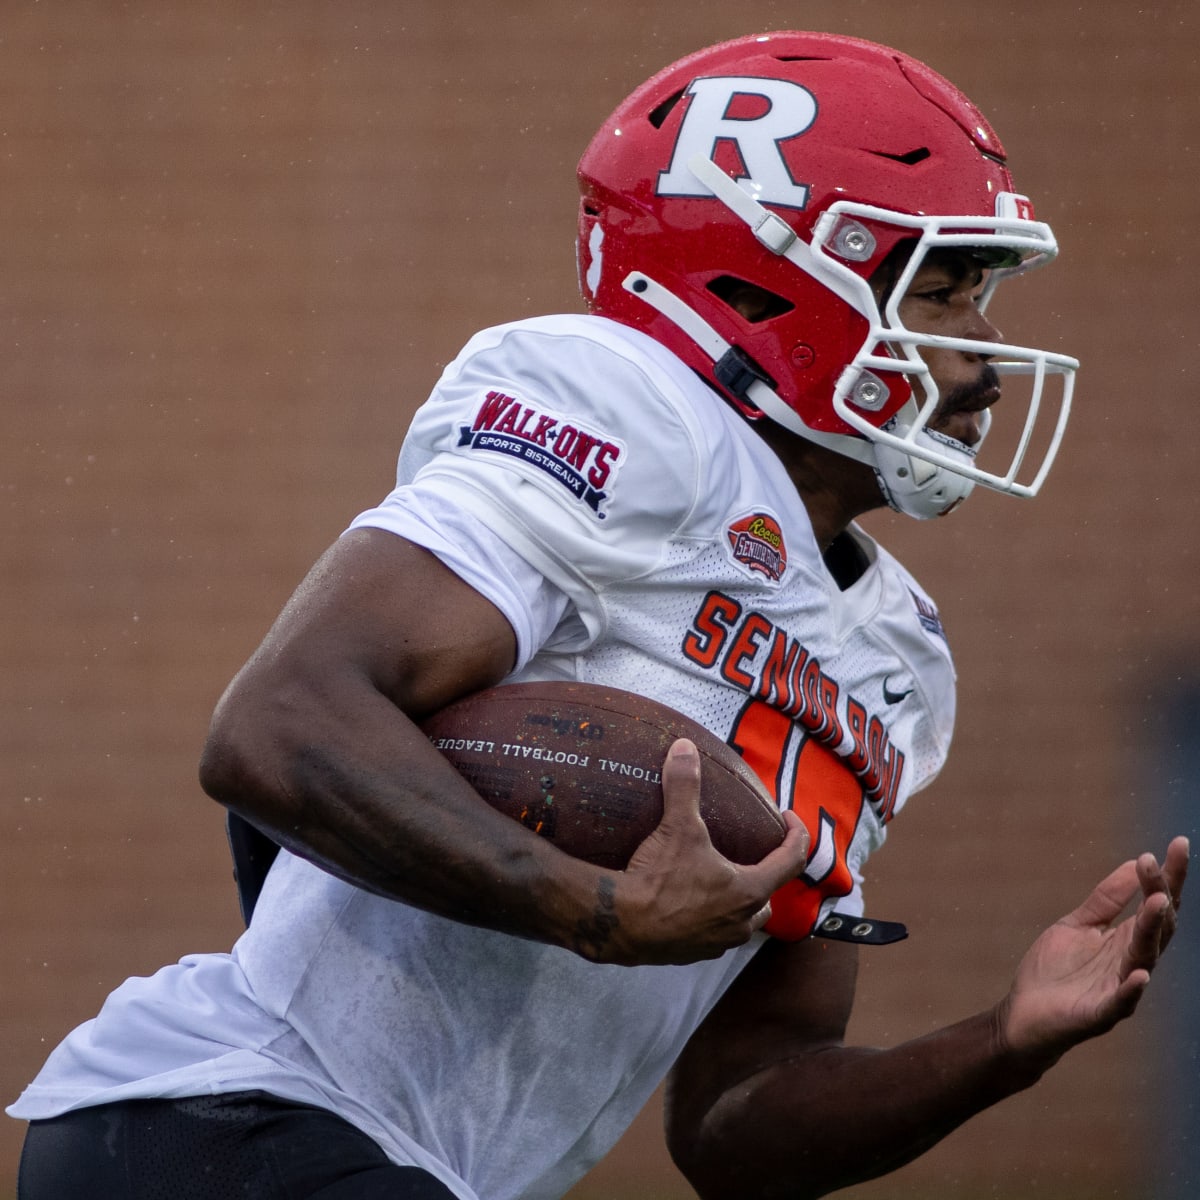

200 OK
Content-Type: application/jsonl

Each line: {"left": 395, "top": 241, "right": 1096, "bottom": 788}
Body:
{"left": 893, "top": 248, "right": 1003, "bottom": 448}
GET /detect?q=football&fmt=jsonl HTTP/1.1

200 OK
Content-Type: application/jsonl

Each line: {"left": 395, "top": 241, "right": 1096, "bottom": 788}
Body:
{"left": 420, "top": 680, "right": 786, "bottom": 869}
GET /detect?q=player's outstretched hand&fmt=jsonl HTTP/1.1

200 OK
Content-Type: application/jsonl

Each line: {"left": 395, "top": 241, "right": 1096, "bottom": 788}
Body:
{"left": 997, "top": 835, "right": 1188, "bottom": 1066}
{"left": 597, "top": 739, "right": 810, "bottom": 966}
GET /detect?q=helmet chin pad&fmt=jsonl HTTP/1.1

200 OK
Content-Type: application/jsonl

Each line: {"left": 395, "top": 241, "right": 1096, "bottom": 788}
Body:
{"left": 871, "top": 427, "right": 981, "bottom": 519}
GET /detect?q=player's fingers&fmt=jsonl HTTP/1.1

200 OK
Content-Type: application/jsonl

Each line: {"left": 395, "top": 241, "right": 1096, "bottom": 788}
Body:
{"left": 1164, "top": 835, "right": 1189, "bottom": 911}
{"left": 657, "top": 738, "right": 710, "bottom": 836}
{"left": 1068, "top": 859, "right": 1140, "bottom": 929}
{"left": 741, "top": 810, "right": 810, "bottom": 892}
{"left": 1125, "top": 890, "right": 1174, "bottom": 976}
{"left": 1136, "top": 850, "right": 1170, "bottom": 898}
{"left": 1104, "top": 968, "right": 1151, "bottom": 1029}
{"left": 749, "top": 899, "right": 773, "bottom": 933}
{"left": 1136, "top": 849, "right": 1185, "bottom": 944}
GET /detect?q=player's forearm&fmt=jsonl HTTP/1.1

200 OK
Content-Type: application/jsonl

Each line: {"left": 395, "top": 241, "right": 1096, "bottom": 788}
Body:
{"left": 199, "top": 668, "right": 600, "bottom": 945}
{"left": 672, "top": 1006, "right": 1050, "bottom": 1200}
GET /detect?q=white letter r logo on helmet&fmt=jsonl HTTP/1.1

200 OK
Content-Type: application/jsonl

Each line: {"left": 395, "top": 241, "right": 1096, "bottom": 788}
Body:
{"left": 657, "top": 76, "right": 817, "bottom": 210}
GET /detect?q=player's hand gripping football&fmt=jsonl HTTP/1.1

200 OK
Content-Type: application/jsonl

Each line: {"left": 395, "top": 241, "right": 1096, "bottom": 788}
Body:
{"left": 584, "top": 739, "right": 810, "bottom": 966}
{"left": 995, "top": 835, "right": 1188, "bottom": 1066}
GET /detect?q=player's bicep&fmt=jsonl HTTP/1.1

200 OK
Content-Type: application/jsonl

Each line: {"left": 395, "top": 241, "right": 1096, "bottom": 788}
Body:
{"left": 666, "top": 936, "right": 857, "bottom": 1165}
{"left": 250, "top": 527, "right": 519, "bottom": 718}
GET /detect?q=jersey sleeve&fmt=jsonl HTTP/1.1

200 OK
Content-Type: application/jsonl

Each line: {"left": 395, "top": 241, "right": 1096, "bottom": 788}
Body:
{"left": 363, "top": 316, "right": 715, "bottom": 645}
{"left": 347, "top": 483, "right": 575, "bottom": 672}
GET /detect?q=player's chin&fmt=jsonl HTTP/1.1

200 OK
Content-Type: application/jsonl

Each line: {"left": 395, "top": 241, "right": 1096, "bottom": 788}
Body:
{"left": 929, "top": 411, "right": 983, "bottom": 448}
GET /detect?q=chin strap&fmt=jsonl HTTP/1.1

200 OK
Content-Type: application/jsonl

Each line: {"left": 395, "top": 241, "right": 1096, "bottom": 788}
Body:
{"left": 685, "top": 154, "right": 869, "bottom": 314}
{"left": 621, "top": 270, "right": 875, "bottom": 467}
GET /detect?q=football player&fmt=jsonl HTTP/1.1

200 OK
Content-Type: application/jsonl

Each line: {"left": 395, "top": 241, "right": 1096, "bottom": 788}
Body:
{"left": 9, "top": 31, "right": 1187, "bottom": 1200}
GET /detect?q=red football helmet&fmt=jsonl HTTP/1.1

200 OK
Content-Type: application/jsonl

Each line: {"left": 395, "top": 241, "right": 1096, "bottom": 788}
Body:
{"left": 576, "top": 32, "right": 1077, "bottom": 518}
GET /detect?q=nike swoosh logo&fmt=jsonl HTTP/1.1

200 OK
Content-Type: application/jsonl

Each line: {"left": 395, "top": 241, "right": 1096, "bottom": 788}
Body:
{"left": 882, "top": 677, "right": 913, "bottom": 705}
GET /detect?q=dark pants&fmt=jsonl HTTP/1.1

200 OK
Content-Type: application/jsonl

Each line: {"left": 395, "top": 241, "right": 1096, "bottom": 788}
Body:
{"left": 17, "top": 1092, "right": 459, "bottom": 1199}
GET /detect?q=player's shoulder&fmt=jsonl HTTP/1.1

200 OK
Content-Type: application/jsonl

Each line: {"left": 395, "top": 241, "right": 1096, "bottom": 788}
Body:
{"left": 441, "top": 313, "right": 714, "bottom": 440}
{"left": 454, "top": 312, "right": 693, "bottom": 382}
{"left": 405, "top": 313, "right": 744, "bottom": 531}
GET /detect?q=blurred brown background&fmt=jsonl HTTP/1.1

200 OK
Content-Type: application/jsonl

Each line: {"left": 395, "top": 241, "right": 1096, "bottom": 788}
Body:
{"left": 3, "top": 2, "right": 1198, "bottom": 1197}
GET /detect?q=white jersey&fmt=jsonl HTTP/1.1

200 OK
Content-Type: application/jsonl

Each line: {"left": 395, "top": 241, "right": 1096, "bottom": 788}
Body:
{"left": 8, "top": 315, "right": 956, "bottom": 1200}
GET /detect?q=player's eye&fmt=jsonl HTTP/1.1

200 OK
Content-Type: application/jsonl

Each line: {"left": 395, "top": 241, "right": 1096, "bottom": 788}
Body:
{"left": 914, "top": 285, "right": 953, "bottom": 305}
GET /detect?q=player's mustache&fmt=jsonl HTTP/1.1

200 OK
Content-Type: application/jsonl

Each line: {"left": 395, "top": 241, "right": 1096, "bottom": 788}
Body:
{"left": 936, "top": 364, "right": 1002, "bottom": 416}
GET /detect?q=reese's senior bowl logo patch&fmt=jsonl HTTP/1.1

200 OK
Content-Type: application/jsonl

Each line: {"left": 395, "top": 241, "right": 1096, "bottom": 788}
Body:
{"left": 726, "top": 511, "right": 788, "bottom": 582}
{"left": 458, "top": 390, "right": 624, "bottom": 519}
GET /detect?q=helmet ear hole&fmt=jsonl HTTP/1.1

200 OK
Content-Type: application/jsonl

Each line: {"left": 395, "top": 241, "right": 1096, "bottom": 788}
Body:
{"left": 706, "top": 276, "right": 795, "bottom": 323}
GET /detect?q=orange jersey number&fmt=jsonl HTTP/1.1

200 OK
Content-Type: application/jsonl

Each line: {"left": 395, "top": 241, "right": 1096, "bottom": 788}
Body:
{"left": 728, "top": 698, "right": 865, "bottom": 939}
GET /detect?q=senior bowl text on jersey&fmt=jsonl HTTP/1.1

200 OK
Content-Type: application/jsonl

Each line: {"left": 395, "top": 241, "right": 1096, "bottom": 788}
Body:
{"left": 682, "top": 588, "right": 905, "bottom": 825}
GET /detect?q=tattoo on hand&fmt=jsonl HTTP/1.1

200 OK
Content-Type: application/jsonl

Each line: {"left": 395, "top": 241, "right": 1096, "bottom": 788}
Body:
{"left": 573, "top": 876, "right": 620, "bottom": 960}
